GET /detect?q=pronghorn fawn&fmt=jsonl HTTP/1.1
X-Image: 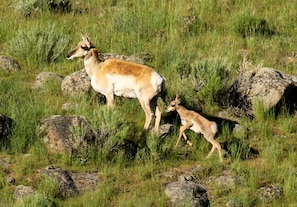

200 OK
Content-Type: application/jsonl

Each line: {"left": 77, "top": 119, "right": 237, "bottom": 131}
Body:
{"left": 67, "top": 34, "right": 165, "bottom": 132}
{"left": 165, "top": 95, "right": 223, "bottom": 162}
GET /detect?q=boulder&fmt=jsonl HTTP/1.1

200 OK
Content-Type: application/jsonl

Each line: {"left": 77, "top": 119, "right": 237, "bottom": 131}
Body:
{"left": 40, "top": 166, "right": 78, "bottom": 199}
{"left": 227, "top": 67, "right": 297, "bottom": 116}
{"left": 71, "top": 172, "right": 99, "bottom": 192}
{"left": 257, "top": 184, "right": 283, "bottom": 202}
{"left": 13, "top": 185, "right": 36, "bottom": 200}
{"left": 165, "top": 180, "right": 210, "bottom": 207}
{"left": 34, "top": 72, "right": 63, "bottom": 89}
{"left": 37, "top": 115, "right": 96, "bottom": 154}
{"left": 61, "top": 69, "right": 91, "bottom": 96}
{"left": 157, "top": 123, "right": 173, "bottom": 138}
{"left": 0, "top": 55, "right": 21, "bottom": 72}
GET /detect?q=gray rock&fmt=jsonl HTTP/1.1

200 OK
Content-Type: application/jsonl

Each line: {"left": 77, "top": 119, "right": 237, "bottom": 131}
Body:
{"left": 0, "top": 55, "right": 21, "bottom": 72}
{"left": 165, "top": 181, "right": 210, "bottom": 207}
{"left": 14, "top": 185, "right": 36, "bottom": 200}
{"left": 61, "top": 69, "right": 91, "bottom": 96}
{"left": 35, "top": 72, "right": 63, "bottom": 89}
{"left": 227, "top": 67, "right": 297, "bottom": 116}
{"left": 257, "top": 184, "right": 283, "bottom": 202}
{"left": 158, "top": 124, "right": 173, "bottom": 138}
{"left": 37, "top": 115, "right": 96, "bottom": 154}
{"left": 40, "top": 166, "right": 78, "bottom": 199}
{"left": 71, "top": 172, "right": 99, "bottom": 192}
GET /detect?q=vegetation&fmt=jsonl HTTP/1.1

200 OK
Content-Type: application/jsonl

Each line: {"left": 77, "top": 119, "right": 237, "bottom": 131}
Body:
{"left": 1, "top": 0, "right": 297, "bottom": 206}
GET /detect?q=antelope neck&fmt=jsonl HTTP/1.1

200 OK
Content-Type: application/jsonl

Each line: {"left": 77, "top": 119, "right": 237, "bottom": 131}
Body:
{"left": 84, "top": 48, "right": 102, "bottom": 77}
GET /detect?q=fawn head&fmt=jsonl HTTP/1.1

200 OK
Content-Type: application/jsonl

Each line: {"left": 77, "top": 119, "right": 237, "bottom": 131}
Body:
{"left": 165, "top": 94, "right": 181, "bottom": 112}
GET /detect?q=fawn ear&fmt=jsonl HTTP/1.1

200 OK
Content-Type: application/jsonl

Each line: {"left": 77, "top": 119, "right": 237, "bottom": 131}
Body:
{"left": 175, "top": 94, "right": 181, "bottom": 104}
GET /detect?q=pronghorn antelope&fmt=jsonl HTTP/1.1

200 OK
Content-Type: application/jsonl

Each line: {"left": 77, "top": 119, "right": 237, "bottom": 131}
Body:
{"left": 66, "top": 34, "right": 165, "bottom": 132}
{"left": 165, "top": 95, "right": 223, "bottom": 162}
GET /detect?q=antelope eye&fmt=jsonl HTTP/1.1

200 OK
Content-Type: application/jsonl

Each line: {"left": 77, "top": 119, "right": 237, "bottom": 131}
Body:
{"left": 171, "top": 104, "right": 175, "bottom": 107}
{"left": 81, "top": 46, "right": 88, "bottom": 50}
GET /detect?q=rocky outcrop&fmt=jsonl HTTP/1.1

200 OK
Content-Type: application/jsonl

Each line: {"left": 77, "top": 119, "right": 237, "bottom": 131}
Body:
{"left": 37, "top": 115, "right": 96, "bottom": 154}
{"left": 226, "top": 68, "right": 297, "bottom": 116}
{"left": 0, "top": 55, "right": 21, "bottom": 72}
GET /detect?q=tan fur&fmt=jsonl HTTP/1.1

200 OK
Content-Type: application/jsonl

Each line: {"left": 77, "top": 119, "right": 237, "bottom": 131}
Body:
{"left": 165, "top": 95, "right": 223, "bottom": 162}
{"left": 67, "top": 34, "right": 165, "bottom": 132}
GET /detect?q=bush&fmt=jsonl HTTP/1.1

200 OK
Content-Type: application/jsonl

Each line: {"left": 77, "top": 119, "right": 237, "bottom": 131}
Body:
{"left": 230, "top": 12, "right": 274, "bottom": 38}
{"left": 8, "top": 23, "right": 70, "bottom": 67}
{"left": 91, "top": 108, "right": 138, "bottom": 163}
{"left": 12, "top": 0, "right": 71, "bottom": 16}
{"left": 15, "top": 193, "right": 56, "bottom": 207}
{"left": 189, "top": 58, "right": 230, "bottom": 103}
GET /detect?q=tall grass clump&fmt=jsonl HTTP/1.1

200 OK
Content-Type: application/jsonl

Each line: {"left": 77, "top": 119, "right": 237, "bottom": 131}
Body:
{"left": 7, "top": 23, "right": 70, "bottom": 68}
{"left": 230, "top": 12, "right": 275, "bottom": 38}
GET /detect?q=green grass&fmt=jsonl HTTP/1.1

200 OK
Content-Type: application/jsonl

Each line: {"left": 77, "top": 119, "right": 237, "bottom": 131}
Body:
{"left": 1, "top": 0, "right": 297, "bottom": 206}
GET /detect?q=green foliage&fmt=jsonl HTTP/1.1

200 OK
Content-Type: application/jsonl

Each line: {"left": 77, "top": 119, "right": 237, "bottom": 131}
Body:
{"left": 230, "top": 12, "right": 275, "bottom": 38}
{"left": 15, "top": 193, "right": 55, "bottom": 207}
{"left": 89, "top": 108, "right": 137, "bottom": 163}
{"left": 12, "top": 0, "right": 71, "bottom": 16}
{"left": 7, "top": 23, "right": 70, "bottom": 68}
{"left": 190, "top": 58, "right": 230, "bottom": 103}
{"left": 37, "top": 178, "right": 60, "bottom": 198}
{"left": 1, "top": 0, "right": 297, "bottom": 206}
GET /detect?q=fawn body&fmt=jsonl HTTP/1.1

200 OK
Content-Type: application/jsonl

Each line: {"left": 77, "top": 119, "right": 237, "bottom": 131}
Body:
{"left": 166, "top": 95, "right": 223, "bottom": 162}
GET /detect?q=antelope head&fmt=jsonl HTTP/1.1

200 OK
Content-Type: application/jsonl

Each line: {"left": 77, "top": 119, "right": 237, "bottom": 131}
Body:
{"left": 165, "top": 94, "right": 181, "bottom": 112}
{"left": 67, "top": 33, "right": 95, "bottom": 60}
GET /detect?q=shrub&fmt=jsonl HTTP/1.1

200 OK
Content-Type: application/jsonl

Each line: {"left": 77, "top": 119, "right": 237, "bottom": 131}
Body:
{"left": 90, "top": 108, "right": 138, "bottom": 163}
{"left": 230, "top": 12, "right": 274, "bottom": 38}
{"left": 189, "top": 58, "right": 230, "bottom": 103}
{"left": 8, "top": 23, "right": 70, "bottom": 67}
{"left": 12, "top": 0, "right": 71, "bottom": 16}
{"left": 15, "top": 193, "right": 56, "bottom": 207}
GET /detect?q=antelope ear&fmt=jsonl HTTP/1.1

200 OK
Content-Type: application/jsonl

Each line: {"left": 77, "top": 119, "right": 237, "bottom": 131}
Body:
{"left": 81, "top": 33, "right": 91, "bottom": 48}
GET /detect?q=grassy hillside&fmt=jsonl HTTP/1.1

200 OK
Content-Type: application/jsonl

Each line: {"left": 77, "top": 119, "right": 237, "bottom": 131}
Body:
{"left": 1, "top": 0, "right": 297, "bottom": 206}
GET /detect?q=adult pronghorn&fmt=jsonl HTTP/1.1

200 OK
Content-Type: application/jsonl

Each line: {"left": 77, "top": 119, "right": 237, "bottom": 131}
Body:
{"left": 67, "top": 34, "right": 165, "bottom": 132}
{"left": 165, "top": 95, "right": 223, "bottom": 162}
